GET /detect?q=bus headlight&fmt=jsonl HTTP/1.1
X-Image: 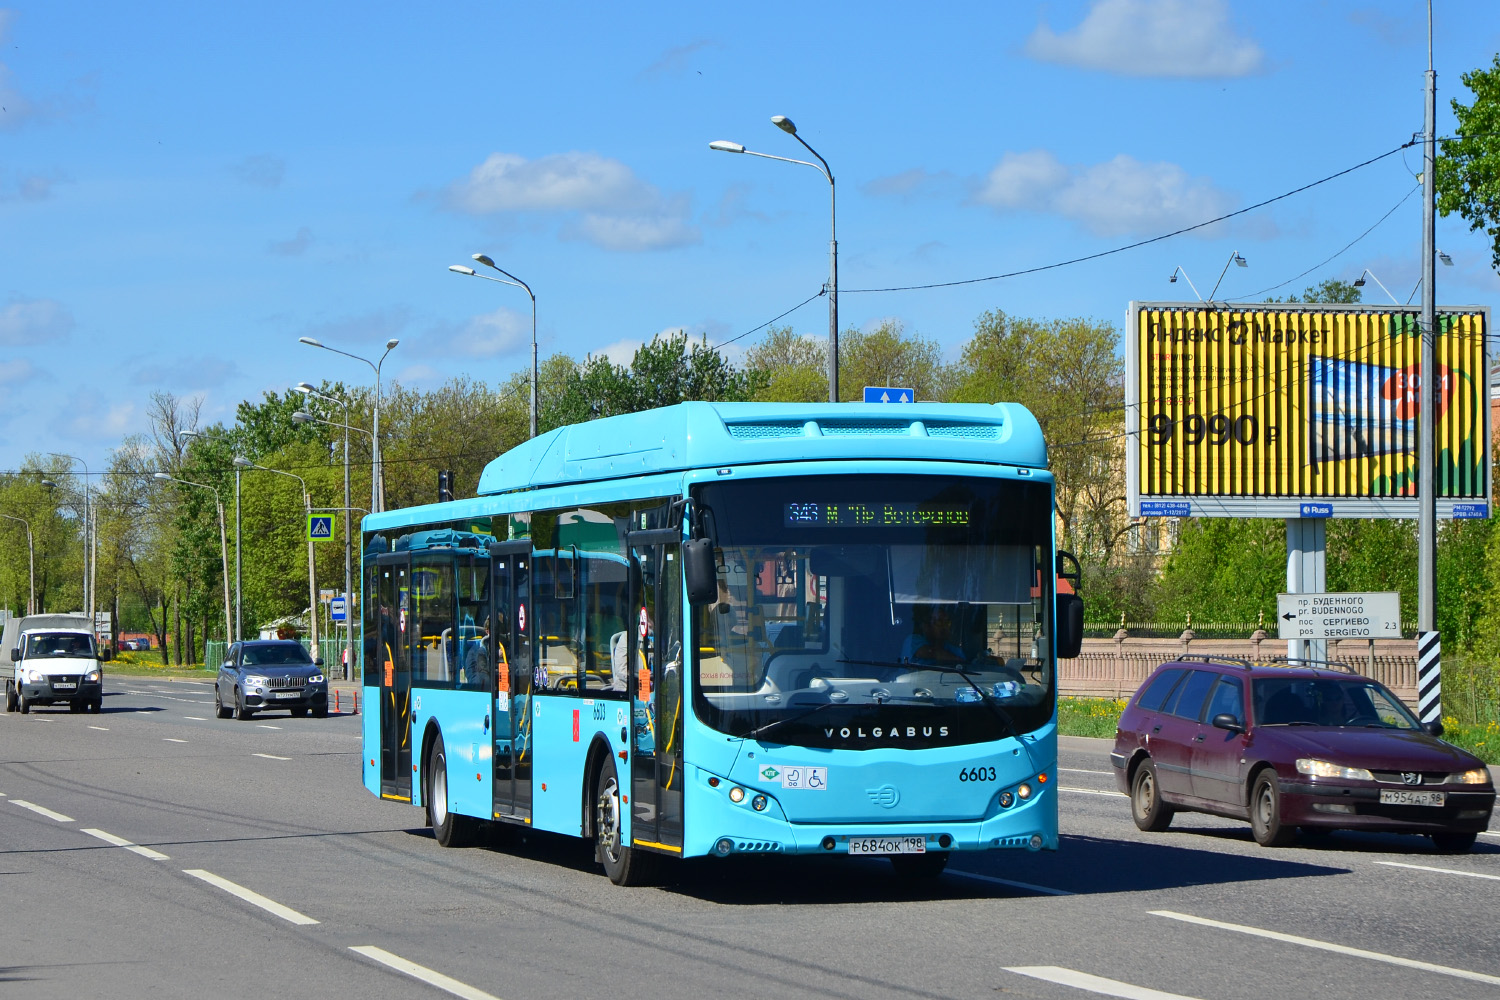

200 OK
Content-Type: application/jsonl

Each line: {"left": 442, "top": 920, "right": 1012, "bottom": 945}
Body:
{"left": 751, "top": 794, "right": 768, "bottom": 812}
{"left": 1016, "top": 783, "right": 1033, "bottom": 800}
{"left": 728, "top": 787, "right": 745, "bottom": 803}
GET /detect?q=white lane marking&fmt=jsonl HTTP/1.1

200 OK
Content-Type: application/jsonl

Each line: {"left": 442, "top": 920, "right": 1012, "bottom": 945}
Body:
{"left": 1376, "top": 861, "right": 1500, "bottom": 883}
{"left": 253, "top": 753, "right": 290, "bottom": 761}
{"left": 349, "top": 946, "right": 503, "bottom": 1000}
{"left": 1150, "top": 910, "right": 1500, "bottom": 987}
{"left": 1480, "top": 831, "right": 1500, "bottom": 839}
{"left": 257, "top": 724, "right": 282, "bottom": 730}
{"left": 163, "top": 738, "right": 188, "bottom": 744}
{"left": 1059, "top": 767, "right": 1113, "bottom": 776}
{"left": 1060, "top": 787, "right": 1125, "bottom": 797}
{"left": 947, "top": 870, "right": 1073, "bottom": 896}
{"left": 1006, "top": 966, "right": 1203, "bottom": 999}
{"left": 88, "top": 725, "right": 109, "bottom": 731}
{"left": 183, "top": 716, "right": 207, "bottom": 721}
{"left": 11, "top": 800, "right": 74, "bottom": 822}
{"left": 81, "top": 828, "right": 169, "bottom": 861}
{"left": 183, "top": 869, "right": 319, "bottom": 925}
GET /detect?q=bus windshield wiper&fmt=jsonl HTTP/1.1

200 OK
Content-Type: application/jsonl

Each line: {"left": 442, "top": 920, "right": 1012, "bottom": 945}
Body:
{"left": 739, "top": 700, "right": 844, "bottom": 742}
{"left": 836, "top": 659, "right": 1033, "bottom": 762}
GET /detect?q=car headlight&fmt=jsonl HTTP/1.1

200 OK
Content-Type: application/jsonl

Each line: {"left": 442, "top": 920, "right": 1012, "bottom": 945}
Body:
{"left": 308, "top": 673, "right": 325, "bottom": 684}
{"left": 1296, "top": 758, "right": 1374, "bottom": 781}
{"left": 245, "top": 675, "right": 268, "bottom": 688}
{"left": 84, "top": 670, "right": 100, "bottom": 682}
{"left": 25, "top": 668, "right": 42, "bottom": 683}
{"left": 1454, "top": 768, "right": 1491, "bottom": 785}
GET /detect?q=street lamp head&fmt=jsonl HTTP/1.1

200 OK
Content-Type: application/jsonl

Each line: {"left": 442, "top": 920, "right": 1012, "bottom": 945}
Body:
{"left": 233, "top": 457, "right": 254, "bottom": 470}
{"left": 1354, "top": 276, "right": 1367, "bottom": 287}
{"left": 385, "top": 338, "right": 399, "bottom": 350}
{"left": 771, "top": 115, "right": 797, "bottom": 135}
{"left": 41, "top": 480, "right": 56, "bottom": 489}
{"left": 709, "top": 140, "right": 745, "bottom": 154}
{"left": 1438, "top": 251, "right": 1454, "bottom": 266}
{"left": 1232, "top": 253, "right": 1248, "bottom": 267}
{"left": 295, "top": 382, "right": 315, "bottom": 393}
{"left": 1168, "top": 273, "right": 1178, "bottom": 283}
{"left": 449, "top": 265, "right": 476, "bottom": 275}
{"left": 299, "top": 337, "right": 323, "bottom": 347}
{"left": 472, "top": 254, "right": 496, "bottom": 268}
{"left": 153, "top": 472, "right": 172, "bottom": 481}
{"left": 292, "top": 411, "right": 313, "bottom": 425}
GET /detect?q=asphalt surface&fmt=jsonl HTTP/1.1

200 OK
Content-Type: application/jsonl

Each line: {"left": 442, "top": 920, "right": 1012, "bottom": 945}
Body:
{"left": 3, "top": 679, "right": 1498, "bottom": 1000}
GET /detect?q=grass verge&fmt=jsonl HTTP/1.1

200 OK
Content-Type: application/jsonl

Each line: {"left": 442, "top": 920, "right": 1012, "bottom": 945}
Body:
{"left": 1439, "top": 717, "right": 1500, "bottom": 766}
{"left": 1058, "top": 696, "right": 1125, "bottom": 739}
{"left": 106, "top": 650, "right": 215, "bottom": 679}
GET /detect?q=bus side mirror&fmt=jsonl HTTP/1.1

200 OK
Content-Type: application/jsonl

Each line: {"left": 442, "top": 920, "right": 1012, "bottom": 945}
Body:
{"left": 1055, "top": 593, "right": 1084, "bottom": 660}
{"left": 683, "top": 538, "right": 718, "bottom": 606}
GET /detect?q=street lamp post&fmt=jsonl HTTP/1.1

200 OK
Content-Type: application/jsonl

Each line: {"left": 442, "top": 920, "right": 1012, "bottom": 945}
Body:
{"left": 449, "top": 258, "right": 538, "bottom": 438}
{"left": 711, "top": 115, "right": 838, "bottom": 402}
{"left": 1352, "top": 269, "right": 1400, "bottom": 305}
{"left": 0, "top": 513, "right": 35, "bottom": 615}
{"left": 236, "top": 459, "right": 319, "bottom": 655}
{"left": 152, "top": 474, "right": 233, "bottom": 649}
{"left": 294, "top": 387, "right": 370, "bottom": 680}
{"left": 297, "top": 337, "right": 399, "bottom": 512}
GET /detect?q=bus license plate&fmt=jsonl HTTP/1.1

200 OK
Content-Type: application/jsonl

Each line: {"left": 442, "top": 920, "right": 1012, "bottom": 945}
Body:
{"left": 848, "top": 836, "right": 926, "bottom": 855}
{"left": 1380, "top": 789, "right": 1445, "bottom": 807}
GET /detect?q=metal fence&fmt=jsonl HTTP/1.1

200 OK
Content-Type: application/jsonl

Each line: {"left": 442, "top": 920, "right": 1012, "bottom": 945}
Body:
{"left": 1059, "top": 650, "right": 1420, "bottom": 705}
{"left": 1085, "top": 620, "right": 1420, "bottom": 639}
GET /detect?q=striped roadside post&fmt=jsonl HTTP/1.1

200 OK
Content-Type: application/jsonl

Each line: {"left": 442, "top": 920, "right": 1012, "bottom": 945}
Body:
{"left": 1416, "top": 630, "right": 1441, "bottom": 724}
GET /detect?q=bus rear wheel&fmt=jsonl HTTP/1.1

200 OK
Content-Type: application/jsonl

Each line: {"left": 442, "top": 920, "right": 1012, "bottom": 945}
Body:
{"left": 428, "top": 734, "right": 477, "bottom": 848}
{"left": 595, "top": 761, "right": 655, "bottom": 886}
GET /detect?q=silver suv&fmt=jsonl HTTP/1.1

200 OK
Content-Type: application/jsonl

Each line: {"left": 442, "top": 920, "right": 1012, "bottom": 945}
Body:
{"left": 215, "top": 640, "right": 328, "bottom": 720}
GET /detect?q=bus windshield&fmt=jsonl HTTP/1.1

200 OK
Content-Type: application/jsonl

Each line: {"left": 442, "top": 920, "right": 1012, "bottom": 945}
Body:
{"left": 692, "top": 474, "right": 1056, "bottom": 749}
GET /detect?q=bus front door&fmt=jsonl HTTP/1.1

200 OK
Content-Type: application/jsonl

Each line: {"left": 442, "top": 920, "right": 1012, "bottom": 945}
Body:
{"left": 376, "top": 555, "right": 413, "bottom": 801}
{"left": 491, "top": 542, "right": 533, "bottom": 823}
{"left": 628, "top": 533, "right": 684, "bottom": 855}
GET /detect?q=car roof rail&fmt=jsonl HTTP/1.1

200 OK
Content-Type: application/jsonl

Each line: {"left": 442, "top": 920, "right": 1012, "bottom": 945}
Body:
{"left": 1172, "top": 654, "right": 1253, "bottom": 670}
{"left": 1252, "top": 655, "right": 1359, "bottom": 675}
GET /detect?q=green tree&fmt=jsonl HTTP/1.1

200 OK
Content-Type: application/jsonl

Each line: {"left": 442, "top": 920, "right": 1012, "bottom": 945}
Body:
{"left": 745, "top": 326, "right": 826, "bottom": 402}
{"left": 1265, "top": 279, "right": 1363, "bottom": 304}
{"left": 1153, "top": 519, "right": 1288, "bottom": 624}
{"left": 835, "top": 320, "right": 948, "bottom": 402}
{"left": 1436, "top": 55, "right": 1500, "bottom": 268}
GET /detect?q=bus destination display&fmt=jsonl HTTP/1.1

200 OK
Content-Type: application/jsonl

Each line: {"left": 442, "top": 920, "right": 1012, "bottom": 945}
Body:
{"left": 783, "top": 503, "right": 969, "bottom": 527}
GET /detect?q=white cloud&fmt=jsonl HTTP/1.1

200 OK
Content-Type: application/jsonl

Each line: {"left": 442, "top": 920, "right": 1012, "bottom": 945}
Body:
{"left": 444, "top": 151, "right": 699, "bottom": 252}
{"left": 0, "top": 297, "right": 73, "bottom": 345}
{"left": 861, "top": 168, "right": 961, "bottom": 202}
{"left": 1026, "top": 0, "right": 1264, "bottom": 78}
{"left": 596, "top": 338, "right": 644, "bottom": 366}
{"left": 63, "top": 398, "right": 136, "bottom": 441}
{"left": 975, "top": 150, "right": 1235, "bottom": 237}
{"left": 132, "top": 356, "right": 240, "bottom": 390}
{"left": 451, "top": 307, "right": 529, "bottom": 359}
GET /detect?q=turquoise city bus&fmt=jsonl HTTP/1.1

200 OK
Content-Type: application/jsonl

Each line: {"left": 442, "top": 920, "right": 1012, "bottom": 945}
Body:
{"left": 360, "top": 401, "right": 1083, "bottom": 885}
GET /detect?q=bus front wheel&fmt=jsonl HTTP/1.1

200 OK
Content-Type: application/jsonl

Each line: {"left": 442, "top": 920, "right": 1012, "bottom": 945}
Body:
{"left": 594, "top": 761, "right": 655, "bottom": 886}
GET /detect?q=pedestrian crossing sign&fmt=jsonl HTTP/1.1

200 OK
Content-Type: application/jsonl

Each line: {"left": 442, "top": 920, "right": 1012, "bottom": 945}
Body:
{"left": 308, "top": 514, "right": 335, "bottom": 541}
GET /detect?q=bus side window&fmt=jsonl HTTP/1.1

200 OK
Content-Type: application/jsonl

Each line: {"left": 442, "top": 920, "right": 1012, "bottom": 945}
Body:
{"left": 411, "top": 555, "right": 456, "bottom": 689}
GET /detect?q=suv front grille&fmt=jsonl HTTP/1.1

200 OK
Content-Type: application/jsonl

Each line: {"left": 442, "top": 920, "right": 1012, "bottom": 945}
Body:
{"left": 265, "top": 676, "right": 302, "bottom": 690}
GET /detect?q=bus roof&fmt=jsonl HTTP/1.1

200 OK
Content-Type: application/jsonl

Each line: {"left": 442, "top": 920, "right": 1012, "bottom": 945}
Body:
{"left": 476, "top": 401, "right": 1044, "bottom": 495}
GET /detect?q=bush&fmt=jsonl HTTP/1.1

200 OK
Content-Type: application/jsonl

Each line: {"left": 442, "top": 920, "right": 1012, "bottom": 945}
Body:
{"left": 1058, "top": 697, "right": 1126, "bottom": 739}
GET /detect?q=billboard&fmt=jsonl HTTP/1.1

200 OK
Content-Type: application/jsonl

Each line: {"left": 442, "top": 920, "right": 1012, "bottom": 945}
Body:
{"left": 1126, "top": 303, "right": 1491, "bottom": 518}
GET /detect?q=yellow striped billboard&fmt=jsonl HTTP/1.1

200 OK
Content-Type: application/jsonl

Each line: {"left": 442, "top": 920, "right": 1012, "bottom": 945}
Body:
{"left": 1125, "top": 303, "right": 1491, "bottom": 519}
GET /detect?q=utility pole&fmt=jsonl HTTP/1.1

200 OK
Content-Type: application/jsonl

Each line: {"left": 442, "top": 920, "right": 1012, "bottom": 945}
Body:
{"left": 1416, "top": 0, "right": 1441, "bottom": 725}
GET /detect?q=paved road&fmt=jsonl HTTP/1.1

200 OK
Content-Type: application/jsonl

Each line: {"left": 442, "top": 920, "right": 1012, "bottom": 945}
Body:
{"left": 3, "top": 679, "right": 1498, "bottom": 1000}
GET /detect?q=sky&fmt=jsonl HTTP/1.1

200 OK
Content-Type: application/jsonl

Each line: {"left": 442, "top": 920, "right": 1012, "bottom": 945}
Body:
{"left": 2, "top": 0, "right": 1499, "bottom": 477}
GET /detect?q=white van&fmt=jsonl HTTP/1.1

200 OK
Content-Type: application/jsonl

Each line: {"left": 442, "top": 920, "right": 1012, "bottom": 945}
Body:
{"left": 2, "top": 614, "right": 109, "bottom": 714}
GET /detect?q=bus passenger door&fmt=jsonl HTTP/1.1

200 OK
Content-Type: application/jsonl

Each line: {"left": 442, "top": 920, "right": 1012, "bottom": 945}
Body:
{"left": 376, "top": 555, "right": 413, "bottom": 801}
{"left": 491, "top": 541, "right": 533, "bottom": 822}
{"left": 628, "top": 531, "right": 685, "bottom": 855}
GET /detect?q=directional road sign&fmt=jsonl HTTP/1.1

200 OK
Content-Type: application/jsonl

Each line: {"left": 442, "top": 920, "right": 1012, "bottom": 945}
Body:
{"left": 863, "top": 386, "right": 914, "bottom": 404}
{"left": 1276, "top": 591, "right": 1402, "bottom": 640}
{"left": 330, "top": 597, "right": 347, "bottom": 622}
{"left": 308, "top": 514, "right": 335, "bottom": 541}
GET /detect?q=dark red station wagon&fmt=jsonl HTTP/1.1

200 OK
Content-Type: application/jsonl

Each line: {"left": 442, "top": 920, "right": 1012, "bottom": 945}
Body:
{"left": 1112, "top": 657, "right": 1496, "bottom": 852}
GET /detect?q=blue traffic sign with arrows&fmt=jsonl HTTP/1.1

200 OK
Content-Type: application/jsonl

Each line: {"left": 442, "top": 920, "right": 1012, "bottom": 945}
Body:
{"left": 863, "top": 386, "right": 914, "bottom": 403}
